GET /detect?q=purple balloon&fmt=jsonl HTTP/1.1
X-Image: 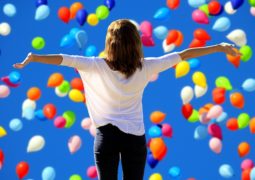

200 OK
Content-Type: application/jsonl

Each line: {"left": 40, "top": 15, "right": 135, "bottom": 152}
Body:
{"left": 147, "top": 152, "right": 159, "bottom": 168}
{"left": 104, "top": 0, "right": 115, "bottom": 10}
{"left": 76, "top": 9, "right": 88, "bottom": 26}
{"left": 35, "top": 0, "right": 48, "bottom": 7}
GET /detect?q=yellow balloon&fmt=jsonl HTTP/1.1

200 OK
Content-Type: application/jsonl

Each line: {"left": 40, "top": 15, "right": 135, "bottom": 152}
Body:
{"left": 69, "top": 89, "right": 85, "bottom": 102}
{"left": 99, "top": 51, "right": 106, "bottom": 58}
{"left": 0, "top": 126, "right": 7, "bottom": 137}
{"left": 149, "top": 173, "right": 163, "bottom": 180}
{"left": 175, "top": 61, "right": 190, "bottom": 78}
{"left": 192, "top": 71, "right": 207, "bottom": 88}
{"left": 87, "top": 14, "right": 99, "bottom": 26}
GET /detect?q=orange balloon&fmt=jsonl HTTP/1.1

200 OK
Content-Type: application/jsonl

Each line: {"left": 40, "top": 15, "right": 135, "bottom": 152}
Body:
{"left": 230, "top": 92, "right": 245, "bottom": 109}
{"left": 174, "top": 31, "right": 183, "bottom": 47}
{"left": 16, "top": 161, "right": 29, "bottom": 179}
{"left": 27, "top": 87, "right": 41, "bottom": 101}
{"left": 150, "top": 138, "right": 166, "bottom": 154}
{"left": 43, "top": 103, "right": 57, "bottom": 119}
{"left": 166, "top": 0, "right": 180, "bottom": 9}
{"left": 70, "top": 2, "right": 84, "bottom": 19}
{"left": 58, "top": 7, "right": 70, "bottom": 23}
{"left": 71, "top": 77, "right": 84, "bottom": 91}
{"left": 226, "top": 48, "right": 241, "bottom": 68}
{"left": 212, "top": 87, "right": 226, "bottom": 104}
{"left": 198, "top": 103, "right": 213, "bottom": 115}
{"left": 47, "top": 73, "right": 64, "bottom": 87}
{"left": 194, "top": 28, "right": 211, "bottom": 41}
{"left": 189, "top": 38, "right": 206, "bottom": 48}
{"left": 166, "top": 30, "right": 178, "bottom": 45}
{"left": 242, "top": 168, "right": 251, "bottom": 180}
{"left": 153, "top": 145, "right": 167, "bottom": 160}
{"left": 238, "top": 142, "right": 250, "bottom": 157}
{"left": 226, "top": 118, "right": 238, "bottom": 131}
{"left": 150, "top": 111, "right": 166, "bottom": 124}
{"left": 249, "top": 117, "right": 255, "bottom": 134}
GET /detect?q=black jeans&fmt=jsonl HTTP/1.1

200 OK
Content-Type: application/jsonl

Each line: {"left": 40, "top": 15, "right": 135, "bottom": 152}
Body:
{"left": 94, "top": 123, "right": 147, "bottom": 180}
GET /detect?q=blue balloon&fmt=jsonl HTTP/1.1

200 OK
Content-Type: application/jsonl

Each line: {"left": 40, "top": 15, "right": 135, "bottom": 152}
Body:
{"left": 194, "top": 125, "right": 207, "bottom": 140}
{"left": 9, "top": 71, "right": 21, "bottom": 83}
{"left": 153, "top": 26, "right": 168, "bottom": 40}
{"left": 85, "top": 45, "right": 97, "bottom": 56}
{"left": 3, "top": 3, "right": 16, "bottom": 17}
{"left": 168, "top": 166, "right": 181, "bottom": 178}
{"left": 188, "top": 58, "right": 200, "bottom": 69}
{"left": 219, "top": 164, "right": 234, "bottom": 178}
{"left": 60, "top": 34, "right": 75, "bottom": 48}
{"left": 242, "top": 78, "right": 255, "bottom": 92}
{"left": 69, "top": 28, "right": 80, "bottom": 39}
{"left": 9, "top": 118, "right": 23, "bottom": 131}
{"left": 148, "top": 125, "right": 162, "bottom": 138}
{"left": 147, "top": 152, "right": 159, "bottom": 168}
{"left": 231, "top": 0, "right": 244, "bottom": 9}
{"left": 153, "top": 7, "right": 170, "bottom": 20}
{"left": 250, "top": 167, "right": 255, "bottom": 180}
{"left": 35, "top": 109, "right": 47, "bottom": 121}
{"left": 35, "top": 5, "right": 50, "bottom": 20}
{"left": 76, "top": 9, "right": 88, "bottom": 26}
{"left": 212, "top": 17, "right": 231, "bottom": 32}
{"left": 188, "top": 0, "right": 206, "bottom": 8}
{"left": 35, "top": 0, "right": 48, "bottom": 7}
{"left": 75, "top": 30, "right": 88, "bottom": 49}
{"left": 104, "top": 0, "right": 115, "bottom": 10}
{"left": 42, "top": 166, "right": 56, "bottom": 180}
{"left": 216, "top": 112, "right": 228, "bottom": 123}
{"left": 22, "top": 107, "right": 35, "bottom": 120}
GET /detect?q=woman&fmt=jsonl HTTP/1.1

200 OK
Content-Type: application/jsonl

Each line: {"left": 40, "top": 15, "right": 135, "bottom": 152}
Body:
{"left": 13, "top": 19, "right": 239, "bottom": 180}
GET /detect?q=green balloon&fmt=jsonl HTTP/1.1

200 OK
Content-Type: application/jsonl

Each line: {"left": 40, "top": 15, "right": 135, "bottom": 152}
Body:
{"left": 240, "top": 45, "right": 252, "bottom": 62}
{"left": 249, "top": 0, "right": 255, "bottom": 6}
{"left": 63, "top": 111, "right": 76, "bottom": 128}
{"left": 57, "top": 80, "right": 70, "bottom": 93}
{"left": 188, "top": 109, "right": 199, "bottom": 123}
{"left": 32, "top": 36, "right": 45, "bottom": 50}
{"left": 199, "top": 4, "right": 210, "bottom": 16}
{"left": 96, "top": 5, "right": 109, "bottom": 20}
{"left": 215, "top": 76, "right": 232, "bottom": 91}
{"left": 238, "top": 113, "right": 250, "bottom": 129}
{"left": 69, "top": 174, "right": 82, "bottom": 180}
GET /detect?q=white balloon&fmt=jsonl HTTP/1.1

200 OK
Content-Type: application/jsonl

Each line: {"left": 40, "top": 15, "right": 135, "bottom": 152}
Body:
{"left": 162, "top": 40, "right": 175, "bottom": 53}
{"left": 55, "top": 87, "right": 68, "bottom": 97}
{"left": 68, "top": 135, "right": 82, "bottom": 154}
{"left": 224, "top": 1, "right": 237, "bottom": 15}
{"left": 22, "top": 98, "right": 36, "bottom": 110}
{"left": 0, "top": 22, "right": 11, "bottom": 36}
{"left": 27, "top": 135, "right": 45, "bottom": 153}
{"left": 226, "top": 29, "right": 247, "bottom": 47}
{"left": 194, "top": 85, "right": 208, "bottom": 98}
{"left": 89, "top": 124, "right": 96, "bottom": 137}
{"left": 0, "top": 85, "right": 10, "bottom": 98}
{"left": 181, "top": 86, "right": 194, "bottom": 104}
{"left": 81, "top": 117, "right": 92, "bottom": 130}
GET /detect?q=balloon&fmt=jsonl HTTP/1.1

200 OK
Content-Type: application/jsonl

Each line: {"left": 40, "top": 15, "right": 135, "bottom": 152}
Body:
{"left": 69, "top": 174, "right": 82, "bottom": 180}
{"left": 141, "top": 35, "right": 155, "bottom": 47}
{"left": 63, "top": 111, "right": 76, "bottom": 128}
{"left": 9, "top": 71, "right": 21, "bottom": 83}
{"left": 0, "top": 127, "right": 7, "bottom": 137}
{"left": 162, "top": 40, "right": 175, "bottom": 53}
{"left": 140, "top": 21, "right": 153, "bottom": 37}
{"left": 238, "top": 142, "right": 250, "bottom": 157}
{"left": 181, "top": 86, "right": 194, "bottom": 104}
{"left": 240, "top": 45, "right": 253, "bottom": 62}
{"left": 238, "top": 113, "right": 250, "bottom": 129}
{"left": 70, "top": 78, "right": 84, "bottom": 91}
{"left": 167, "top": 0, "right": 180, "bottom": 9}
{"left": 216, "top": 112, "right": 228, "bottom": 123}
{"left": 27, "top": 87, "right": 41, "bottom": 101}
{"left": 219, "top": 164, "right": 234, "bottom": 178}
{"left": 1, "top": 76, "right": 20, "bottom": 87}
{"left": 27, "top": 135, "right": 45, "bottom": 153}
{"left": 55, "top": 87, "right": 68, "bottom": 97}
{"left": 150, "top": 138, "right": 166, "bottom": 155}
{"left": 208, "top": 1, "right": 222, "bottom": 15}
{"left": 173, "top": 31, "right": 183, "bottom": 46}
{"left": 168, "top": 166, "right": 181, "bottom": 178}
{"left": 166, "top": 30, "right": 178, "bottom": 45}
{"left": 189, "top": 38, "right": 206, "bottom": 48}
{"left": 241, "top": 159, "right": 254, "bottom": 171}
{"left": 0, "top": 22, "right": 11, "bottom": 36}
{"left": 35, "top": 5, "right": 50, "bottom": 20}
{"left": 22, "top": 107, "right": 35, "bottom": 120}
{"left": 87, "top": 14, "right": 99, "bottom": 26}
{"left": 96, "top": 5, "right": 109, "bottom": 20}
{"left": 85, "top": 45, "right": 97, "bottom": 56}
{"left": 153, "top": 7, "right": 170, "bottom": 20}
{"left": 226, "top": 29, "right": 247, "bottom": 47}
{"left": 226, "top": 48, "right": 241, "bottom": 67}
{"left": 192, "top": 9, "right": 209, "bottom": 24}
{"left": 251, "top": 7, "right": 255, "bottom": 16}
{"left": 87, "top": 166, "right": 97, "bottom": 178}
{"left": 0, "top": 85, "right": 10, "bottom": 98}
{"left": 104, "top": 0, "right": 115, "bottom": 10}
{"left": 54, "top": 116, "right": 66, "bottom": 128}
{"left": 22, "top": 99, "right": 36, "bottom": 111}
{"left": 188, "top": 109, "right": 199, "bottom": 123}
{"left": 212, "top": 17, "right": 231, "bottom": 32}
{"left": 43, "top": 104, "right": 57, "bottom": 119}
{"left": 208, "top": 123, "right": 222, "bottom": 140}
{"left": 212, "top": 87, "right": 226, "bottom": 104}
{"left": 188, "top": 58, "right": 200, "bottom": 69}
{"left": 194, "top": 125, "right": 207, "bottom": 140}
{"left": 69, "top": 89, "right": 85, "bottom": 102}
{"left": 70, "top": 2, "right": 84, "bottom": 19}
{"left": 3, "top": 3, "right": 16, "bottom": 17}
{"left": 242, "top": 169, "right": 252, "bottom": 180}
{"left": 251, "top": 167, "right": 255, "bottom": 180}
{"left": 149, "top": 173, "right": 163, "bottom": 180}
{"left": 81, "top": 117, "right": 92, "bottom": 130}
{"left": 89, "top": 124, "right": 96, "bottom": 137}
{"left": 182, "top": 104, "right": 193, "bottom": 119}
{"left": 199, "top": 4, "right": 209, "bottom": 16}
{"left": 188, "top": 0, "right": 206, "bottom": 8}
{"left": 35, "top": 109, "right": 47, "bottom": 121}
{"left": 231, "top": 0, "right": 244, "bottom": 9}
{"left": 249, "top": 0, "right": 255, "bottom": 6}
{"left": 199, "top": 103, "right": 213, "bottom": 115}
{"left": 75, "top": 30, "right": 87, "bottom": 49}
{"left": 175, "top": 61, "right": 190, "bottom": 78}
{"left": 147, "top": 152, "right": 159, "bottom": 168}
{"left": 42, "top": 166, "right": 56, "bottom": 180}
{"left": 194, "top": 85, "right": 207, "bottom": 98}
{"left": 209, "top": 137, "right": 222, "bottom": 153}
{"left": 57, "top": 80, "right": 70, "bottom": 94}
{"left": 60, "top": 34, "right": 75, "bottom": 48}
{"left": 0, "top": 149, "right": 4, "bottom": 169}
{"left": 32, "top": 36, "right": 45, "bottom": 50}
{"left": 36, "top": 0, "right": 48, "bottom": 7}
{"left": 9, "top": 118, "right": 23, "bottom": 131}
{"left": 69, "top": 28, "right": 80, "bottom": 39}
{"left": 58, "top": 7, "right": 70, "bottom": 23}
{"left": 68, "top": 135, "right": 82, "bottom": 154}
{"left": 192, "top": 71, "right": 207, "bottom": 88}
{"left": 148, "top": 125, "right": 162, "bottom": 138}
{"left": 16, "top": 162, "right": 29, "bottom": 179}
{"left": 150, "top": 111, "right": 166, "bottom": 124}
{"left": 225, "top": 1, "right": 237, "bottom": 15}
{"left": 76, "top": 9, "right": 88, "bottom": 26}
{"left": 199, "top": 112, "right": 211, "bottom": 124}
{"left": 250, "top": 117, "right": 255, "bottom": 134}
{"left": 47, "top": 73, "right": 64, "bottom": 87}
{"left": 206, "top": 105, "right": 223, "bottom": 119}
{"left": 230, "top": 92, "right": 244, "bottom": 109}
{"left": 162, "top": 123, "right": 173, "bottom": 138}
{"left": 194, "top": 28, "right": 211, "bottom": 41}
{"left": 215, "top": 76, "right": 232, "bottom": 90}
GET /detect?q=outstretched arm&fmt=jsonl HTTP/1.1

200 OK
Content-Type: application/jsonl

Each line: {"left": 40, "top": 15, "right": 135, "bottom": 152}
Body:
{"left": 178, "top": 42, "right": 241, "bottom": 60}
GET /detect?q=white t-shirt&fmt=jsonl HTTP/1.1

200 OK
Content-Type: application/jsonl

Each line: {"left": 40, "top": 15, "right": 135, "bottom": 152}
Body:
{"left": 60, "top": 52, "right": 182, "bottom": 135}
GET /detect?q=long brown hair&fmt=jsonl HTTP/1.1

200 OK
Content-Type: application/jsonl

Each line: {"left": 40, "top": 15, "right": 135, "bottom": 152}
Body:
{"left": 104, "top": 19, "right": 144, "bottom": 79}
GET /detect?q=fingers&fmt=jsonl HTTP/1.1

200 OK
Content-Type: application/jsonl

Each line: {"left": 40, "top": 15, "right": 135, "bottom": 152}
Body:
{"left": 12, "top": 63, "right": 24, "bottom": 69}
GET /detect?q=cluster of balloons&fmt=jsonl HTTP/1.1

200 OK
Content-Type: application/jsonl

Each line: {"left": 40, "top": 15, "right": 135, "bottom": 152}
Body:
{"left": 1, "top": 71, "right": 21, "bottom": 88}
{"left": 35, "top": 0, "right": 50, "bottom": 21}
{"left": 58, "top": 1, "right": 115, "bottom": 26}
{"left": 140, "top": 21, "right": 155, "bottom": 47}
{"left": 60, "top": 28, "right": 88, "bottom": 49}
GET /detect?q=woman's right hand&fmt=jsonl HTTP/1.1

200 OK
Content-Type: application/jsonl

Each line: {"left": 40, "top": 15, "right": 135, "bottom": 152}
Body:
{"left": 13, "top": 52, "right": 34, "bottom": 69}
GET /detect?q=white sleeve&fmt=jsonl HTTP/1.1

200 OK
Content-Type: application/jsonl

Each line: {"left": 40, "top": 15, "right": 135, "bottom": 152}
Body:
{"left": 59, "top": 54, "right": 95, "bottom": 72}
{"left": 144, "top": 52, "right": 182, "bottom": 75}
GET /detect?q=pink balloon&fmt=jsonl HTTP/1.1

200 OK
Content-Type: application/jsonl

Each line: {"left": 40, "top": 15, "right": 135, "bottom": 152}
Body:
{"left": 54, "top": 116, "right": 66, "bottom": 128}
{"left": 68, "top": 135, "right": 82, "bottom": 154}
{"left": 0, "top": 85, "right": 10, "bottom": 98}
{"left": 208, "top": 123, "right": 222, "bottom": 140}
{"left": 251, "top": 7, "right": 255, "bottom": 16}
{"left": 162, "top": 123, "right": 173, "bottom": 138}
{"left": 192, "top": 9, "right": 209, "bottom": 24}
{"left": 199, "top": 112, "right": 211, "bottom": 124}
{"left": 241, "top": 159, "right": 254, "bottom": 171}
{"left": 87, "top": 165, "right": 97, "bottom": 178}
{"left": 206, "top": 105, "right": 223, "bottom": 119}
{"left": 140, "top": 21, "right": 153, "bottom": 36}
{"left": 89, "top": 124, "right": 96, "bottom": 137}
{"left": 81, "top": 117, "right": 92, "bottom": 130}
{"left": 141, "top": 35, "right": 155, "bottom": 47}
{"left": 209, "top": 137, "right": 222, "bottom": 154}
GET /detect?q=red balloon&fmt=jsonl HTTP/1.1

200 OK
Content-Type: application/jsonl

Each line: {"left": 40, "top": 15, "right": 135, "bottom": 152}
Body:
{"left": 182, "top": 104, "right": 193, "bottom": 119}
{"left": 166, "top": 0, "right": 180, "bottom": 10}
{"left": 208, "top": 123, "right": 222, "bottom": 140}
{"left": 71, "top": 78, "right": 84, "bottom": 91}
{"left": 212, "top": 87, "right": 226, "bottom": 104}
{"left": 58, "top": 7, "right": 70, "bottom": 23}
{"left": 242, "top": 168, "right": 251, "bottom": 180}
{"left": 166, "top": 30, "right": 178, "bottom": 45}
{"left": 16, "top": 161, "right": 29, "bottom": 179}
{"left": 43, "top": 103, "right": 57, "bottom": 119}
{"left": 0, "top": 149, "right": 4, "bottom": 169}
{"left": 208, "top": 1, "right": 222, "bottom": 15}
{"left": 226, "top": 118, "right": 239, "bottom": 131}
{"left": 194, "top": 28, "right": 211, "bottom": 41}
{"left": 141, "top": 35, "right": 155, "bottom": 47}
{"left": 189, "top": 38, "right": 206, "bottom": 48}
{"left": 154, "top": 146, "right": 167, "bottom": 160}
